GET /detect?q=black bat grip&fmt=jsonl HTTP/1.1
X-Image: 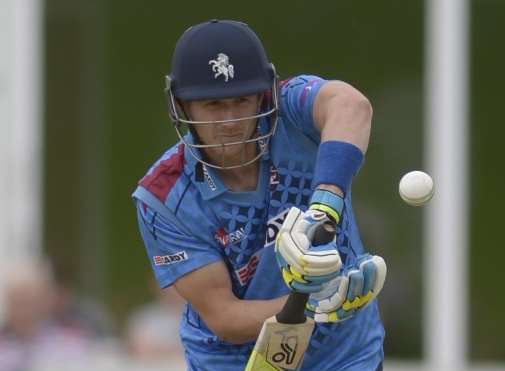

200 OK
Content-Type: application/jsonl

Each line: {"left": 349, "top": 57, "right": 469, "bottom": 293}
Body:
{"left": 275, "top": 221, "right": 336, "bottom": 324}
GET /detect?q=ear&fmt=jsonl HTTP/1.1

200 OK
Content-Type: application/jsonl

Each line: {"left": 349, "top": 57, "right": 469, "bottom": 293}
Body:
{"left": 259, "top": 91, "right": 272, "bottom": 111}
{"left": 258, "top": 93, "right": 265, "bottom": 109}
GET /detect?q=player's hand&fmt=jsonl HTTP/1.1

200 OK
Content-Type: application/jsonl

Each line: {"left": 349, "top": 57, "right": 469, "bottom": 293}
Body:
{"left": 305, "top": 254, "right": 387, "bottom": 322}
{"left": 275, "top": 207, "right": 342, "bottom": 294}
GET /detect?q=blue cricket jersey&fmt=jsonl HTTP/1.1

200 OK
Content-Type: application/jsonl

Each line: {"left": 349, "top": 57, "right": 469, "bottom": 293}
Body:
{"left": 133, "top": 75, "right": 385, "bottom": 370}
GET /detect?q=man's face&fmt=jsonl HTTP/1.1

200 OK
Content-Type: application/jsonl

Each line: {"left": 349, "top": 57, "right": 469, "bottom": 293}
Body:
{"left": 182, "top": 94, "right": 262, "bottom": 166}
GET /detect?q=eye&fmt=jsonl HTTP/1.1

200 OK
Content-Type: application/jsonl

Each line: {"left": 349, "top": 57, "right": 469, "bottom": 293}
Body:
{"left": 237, "top": 97, "right": 250, "bottom": 104}
{"left": 205, "top": 100, "right": 221, "bottom": 108}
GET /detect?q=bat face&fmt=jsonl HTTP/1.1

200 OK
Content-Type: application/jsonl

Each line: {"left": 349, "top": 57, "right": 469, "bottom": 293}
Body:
{"left": 245, "top": 316, "right": 315, "bottom": 371}
{"left": 246, "top": 221, "right": 334, "bottom": 370}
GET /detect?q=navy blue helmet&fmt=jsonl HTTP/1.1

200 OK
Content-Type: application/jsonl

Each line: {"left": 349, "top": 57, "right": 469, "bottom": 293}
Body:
{"left": 165, "top": 19, "right": 279, "bottom": 170}
{"left": 168, "top": 19, "right": 275, "bottom": 100}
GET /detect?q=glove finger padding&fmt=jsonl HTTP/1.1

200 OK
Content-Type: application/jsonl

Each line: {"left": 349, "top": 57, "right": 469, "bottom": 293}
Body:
{"left": 306, "top": 254, "right": 387, "bottom": 322}
{"left": 276, "top": 208, "right": 341, "bottom": 276}
{"left": 275, "top": 238, "right": 341, "bottom": 294}
{"left": 275, "top": 207, "right": 342, "bottom": 294}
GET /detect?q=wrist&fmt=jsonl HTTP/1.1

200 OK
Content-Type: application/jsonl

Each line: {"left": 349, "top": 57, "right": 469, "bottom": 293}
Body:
{"left": 315, "top": 184, "right": 343, "bottom": 197}
{"left": 309, "top": 188, "right": 344, "bottom": 224}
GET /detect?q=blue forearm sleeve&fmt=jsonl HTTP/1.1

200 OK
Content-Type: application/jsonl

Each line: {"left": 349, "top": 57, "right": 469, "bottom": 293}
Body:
{"left": 312, "top": 140, "right": 364, "bottom": 194}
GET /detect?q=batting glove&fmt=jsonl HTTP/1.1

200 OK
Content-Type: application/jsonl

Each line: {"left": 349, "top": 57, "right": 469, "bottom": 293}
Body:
{"left": 305, "top": 254, "right": 387, "bottom": 322}
{"left": 275, "top": 207, "right": 342, "bottom": 294}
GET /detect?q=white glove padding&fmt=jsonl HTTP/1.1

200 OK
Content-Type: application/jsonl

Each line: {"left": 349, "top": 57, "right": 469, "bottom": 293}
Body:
{"left": 306, "top": 254, "right": 387, "bottom": 322}
{"left": 275, "top": 207, "right": 342, "bottom": 293}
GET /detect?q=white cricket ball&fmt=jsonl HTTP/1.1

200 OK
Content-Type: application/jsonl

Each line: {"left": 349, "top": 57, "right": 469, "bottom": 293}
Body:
{"left": 399, "top": 171, "right": 435, "bottom": 206}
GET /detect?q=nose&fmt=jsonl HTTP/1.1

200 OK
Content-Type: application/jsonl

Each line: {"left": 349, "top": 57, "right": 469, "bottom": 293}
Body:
{"left": 215, "top": 114, "right": 245, "bottom": 139}
{"left": 215, "top": 105, "right": 244, "bottom": 131}
{"left": 216, "top": 120, "right": 240, "bottom": 136}
{"left": 219, "top": 103, "right": 243, "bottom": 122}
{"left": 220, "top": 111, "right": 238, "bottom": 124}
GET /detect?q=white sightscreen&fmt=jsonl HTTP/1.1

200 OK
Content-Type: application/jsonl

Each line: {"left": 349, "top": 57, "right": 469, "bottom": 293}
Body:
{"left": 0, "top": 0, "right": 43, "bottom": 320}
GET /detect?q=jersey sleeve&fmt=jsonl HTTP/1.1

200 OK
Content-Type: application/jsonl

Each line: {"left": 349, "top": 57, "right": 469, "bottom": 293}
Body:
{"left": 280, "top": 75, "right": 328, "bottom": 143}
{"left": 136, "top": 200, "right": 224, "bottom": 289}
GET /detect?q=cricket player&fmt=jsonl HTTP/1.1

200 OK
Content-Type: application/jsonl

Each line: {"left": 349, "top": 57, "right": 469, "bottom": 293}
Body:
{"left": 133, "top": 19, "right": 387, "bottom": 370}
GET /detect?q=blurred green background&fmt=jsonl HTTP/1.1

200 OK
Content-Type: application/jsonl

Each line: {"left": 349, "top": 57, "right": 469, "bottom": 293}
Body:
{"left": 43, "top": 0, "right": 504, "bottom": 361}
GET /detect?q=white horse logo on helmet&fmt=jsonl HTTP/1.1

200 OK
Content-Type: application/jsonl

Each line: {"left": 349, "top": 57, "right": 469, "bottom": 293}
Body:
{"left": 209, "top": 53, "right": 235, "bottom": 82}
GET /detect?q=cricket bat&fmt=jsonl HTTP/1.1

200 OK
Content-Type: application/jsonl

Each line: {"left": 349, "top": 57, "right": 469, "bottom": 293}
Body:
{"left": 245, "top": 222, "right": 336, "bottom": 371}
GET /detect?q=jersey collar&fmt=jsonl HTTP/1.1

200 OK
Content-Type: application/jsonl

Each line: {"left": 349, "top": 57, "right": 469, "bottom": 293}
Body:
{"left": 183, "top": 134, "right": 227, "bottom": 200}
{"left": 183, "top": 133, "right": 270, "bottom": 201}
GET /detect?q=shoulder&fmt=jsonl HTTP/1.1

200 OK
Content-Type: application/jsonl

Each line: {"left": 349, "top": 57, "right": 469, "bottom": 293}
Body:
{"left": 279, "top": 74, "right": 327, "bottom": 95}
{"left": 313, "top": 80, "right": 371, "bottom": 105}
{"left": 137, "top": 142, "right": 190, "bottom": 205}
{"left": 278, "top": 74, "right": 328, "bottom": 117}
{"left": 280, "top": 75, "right": 368, "bottom": 102}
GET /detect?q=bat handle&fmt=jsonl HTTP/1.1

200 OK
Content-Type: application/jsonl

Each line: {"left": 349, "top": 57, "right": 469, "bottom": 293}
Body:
{"left": 276, "top": 221, "right": 336, "bottom": 324}
{"left": 276, "top": 292, "right": 310, "bottom": 324}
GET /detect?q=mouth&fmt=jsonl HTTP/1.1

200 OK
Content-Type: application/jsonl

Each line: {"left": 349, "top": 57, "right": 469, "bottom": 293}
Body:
{"left": 216, "top": 134, "right": 245, "bottom": 141}
{"left": 214, "top": 128, "right": 258, "bottom": 144}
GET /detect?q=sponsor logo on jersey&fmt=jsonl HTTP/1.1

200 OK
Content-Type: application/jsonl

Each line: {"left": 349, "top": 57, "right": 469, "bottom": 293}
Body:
{"left": 258, "top": 137, "right": 268, "bottom": 153}
{"left": 153, "top": 251, "right": 188, "bottom": 266}
{"left": 235, "top": 250, "right": 261, "bottom": 286}
{"left": 202, "top": 165, "right": 217, "bottom": 191}
{"left": 265, "top": 209, "right": 290, "bottom": 246}
{"left": 214, "top": 227, "right": 247, "bottom": 247}
{"left": 269, "top": 165, "right": 280, "bottom": 190}
{"left": 231, "top": 209, "right": 290, "bottom": 286}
